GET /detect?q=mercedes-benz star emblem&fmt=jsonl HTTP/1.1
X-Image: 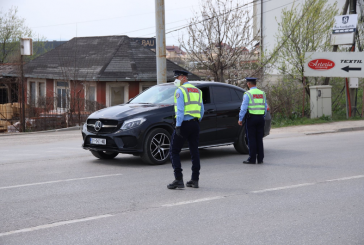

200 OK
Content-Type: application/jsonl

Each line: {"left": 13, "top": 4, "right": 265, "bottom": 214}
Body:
{"left": 94, "top": 121, "right": 102, "bottom": 131}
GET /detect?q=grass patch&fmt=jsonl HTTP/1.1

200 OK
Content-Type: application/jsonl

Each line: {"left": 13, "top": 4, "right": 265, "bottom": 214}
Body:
{"left": 271, "top": 114, "right": 364, "bottom": 128}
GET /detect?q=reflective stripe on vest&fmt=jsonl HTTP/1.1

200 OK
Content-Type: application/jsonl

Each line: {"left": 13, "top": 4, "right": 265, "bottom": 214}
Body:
{"left": 245, "top": 89, "right": 266, "bottom": 115}
{"left": 174, "top": 84, "right": 202, "bottom": 118}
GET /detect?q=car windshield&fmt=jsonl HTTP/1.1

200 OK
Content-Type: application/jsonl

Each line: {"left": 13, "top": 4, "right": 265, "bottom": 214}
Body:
{"left": 129, "top": 85, "right": 177, "bottom": 105}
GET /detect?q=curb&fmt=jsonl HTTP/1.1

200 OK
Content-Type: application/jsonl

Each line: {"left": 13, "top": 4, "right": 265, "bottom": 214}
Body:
{"left": 0, "top": 126, "right": 82, "bottom": 137}
{"left": 305, "top": 126, "right": 364, "bottom": 135}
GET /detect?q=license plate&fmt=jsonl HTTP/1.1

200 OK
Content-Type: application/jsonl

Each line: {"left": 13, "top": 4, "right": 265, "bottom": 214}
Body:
{"left": 90, "top": 138, "right": 106, "bottom": 145}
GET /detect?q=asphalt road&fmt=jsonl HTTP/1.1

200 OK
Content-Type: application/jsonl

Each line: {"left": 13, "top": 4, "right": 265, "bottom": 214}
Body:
{"left": 0, "top": 129, "right": 363, "bottom": 245}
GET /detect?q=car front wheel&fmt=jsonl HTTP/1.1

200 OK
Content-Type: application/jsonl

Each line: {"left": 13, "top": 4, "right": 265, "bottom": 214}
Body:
{"left": 233, "top": 126, "right": 249, "bottom": 154}
{"left": 141, "top": 128, "right": 171, "bottom": 165}
{"left": 90, "top": 150, "right": 119, "bottom": 159}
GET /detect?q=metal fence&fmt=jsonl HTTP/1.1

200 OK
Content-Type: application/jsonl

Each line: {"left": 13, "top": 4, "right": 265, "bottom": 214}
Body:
{"left": 0, "top": 97, "right": 105, "bottom": 133}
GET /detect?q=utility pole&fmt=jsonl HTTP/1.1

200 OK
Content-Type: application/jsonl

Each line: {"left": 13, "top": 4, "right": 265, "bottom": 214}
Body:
{"left": 349, "top": 0, "right": 357, "bottom": 117}
{"left": 155, "top": 0, "right": 167, "bottom": 84}
{"left": 20, "top": 38, "right": 32, "bottom": 132}
{"left": 20, "top": 55, "right": 25, "bottom": 132}
{"left": 260, "top": 0, "right": 264, "bottom": 83}
{"left": 323, "top": 0, "right": 350, "bottom": 85}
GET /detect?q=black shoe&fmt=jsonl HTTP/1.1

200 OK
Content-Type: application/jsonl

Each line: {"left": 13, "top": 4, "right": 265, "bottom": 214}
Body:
{"left": 186, "top": 180, "right": 199, "bottom": 188}
{"left": 167, "top": 179, "right": 185, "bottom": 189}
{"left": 258, "top": 161, "right": 263, "bottom": 164}
{"left": 243, "top": 160, "right": 256, "bottom": 164}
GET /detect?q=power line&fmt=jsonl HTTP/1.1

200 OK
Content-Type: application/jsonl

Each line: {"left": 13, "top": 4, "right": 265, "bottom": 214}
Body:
{"left": 140, "top": 0, "right": 294, "bottom": 38}
{"left": 31, "top": 5, "right": 196, "bottom": 29}
{"left": 123, "top": 0, "right": 273, "bottom": 36}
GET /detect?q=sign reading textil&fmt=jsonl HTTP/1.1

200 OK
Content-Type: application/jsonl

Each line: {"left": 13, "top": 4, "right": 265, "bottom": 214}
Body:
{"left": 304, "top": 52, "right": 364, "bottom": 78}
{"left": 332, "top": 14, "right": 358, "bottom": 34}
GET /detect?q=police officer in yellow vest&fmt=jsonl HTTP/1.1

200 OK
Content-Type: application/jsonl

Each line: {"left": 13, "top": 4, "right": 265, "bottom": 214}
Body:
{"left": 238, "top": 77, "right": 267, "bottom": 164}
{"left": 167, "top": 70, "right": 204, "bottom": 189}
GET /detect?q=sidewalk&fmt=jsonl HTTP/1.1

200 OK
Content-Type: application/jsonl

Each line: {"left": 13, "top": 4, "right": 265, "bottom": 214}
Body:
{"left": 269, "top": 120, "right": 364, "bottom": 139}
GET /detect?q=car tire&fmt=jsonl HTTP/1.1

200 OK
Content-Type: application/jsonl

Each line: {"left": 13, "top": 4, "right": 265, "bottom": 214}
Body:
{"left": 141, "top": 128, "right": 171, "bottom": 165}
{"left": 90, "top": 150, "right": 119, "bottom": 159}
{"left": 234, "top": 126, "right": 249, "bottom": 154}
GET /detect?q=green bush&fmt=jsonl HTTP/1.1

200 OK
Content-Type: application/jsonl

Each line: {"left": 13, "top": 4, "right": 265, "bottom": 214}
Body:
{"left": 265, "top": 77, "right": 363, "bottom": 128}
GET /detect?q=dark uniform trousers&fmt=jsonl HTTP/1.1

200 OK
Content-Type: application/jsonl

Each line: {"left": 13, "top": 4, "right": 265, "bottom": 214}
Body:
{"left": 170, "top": 120, "right": 200, "bottom": 181}
{"left": 246, "top": 114, "right": 265, "bottom": 163}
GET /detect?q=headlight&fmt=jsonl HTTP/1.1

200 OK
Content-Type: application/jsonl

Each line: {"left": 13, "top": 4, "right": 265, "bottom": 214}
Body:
{"left": 121, "top": 118, "right": 146, "bottom": 130}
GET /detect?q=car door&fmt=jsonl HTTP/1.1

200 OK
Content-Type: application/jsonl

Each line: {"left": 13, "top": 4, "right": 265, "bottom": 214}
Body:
{"left": 211, "top": 86, "right": 241, "bottom": 143}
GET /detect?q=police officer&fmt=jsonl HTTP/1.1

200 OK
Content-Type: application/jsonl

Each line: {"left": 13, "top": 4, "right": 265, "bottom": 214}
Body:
{"left": 238, "top": 77, "right": 267, "bottom": 164}
{"left": 167, "top": 70, "right": 204, "bottom": 189}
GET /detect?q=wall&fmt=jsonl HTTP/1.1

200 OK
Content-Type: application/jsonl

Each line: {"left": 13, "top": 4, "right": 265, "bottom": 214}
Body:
{"left": 128, "top": 81, "right": 140, "bottom": 99}
{"left": 97, "top": 81, "right": 106, "bottom": 106}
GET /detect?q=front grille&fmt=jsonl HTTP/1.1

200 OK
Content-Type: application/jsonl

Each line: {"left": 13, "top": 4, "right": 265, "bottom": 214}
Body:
{"left": 87, "top": 119, "right": 119, "bottom": 134}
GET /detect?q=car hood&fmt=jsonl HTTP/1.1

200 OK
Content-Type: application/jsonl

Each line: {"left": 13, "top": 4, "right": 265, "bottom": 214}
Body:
{"left": 88, "top": 103, "right": 173, "bottom": 120}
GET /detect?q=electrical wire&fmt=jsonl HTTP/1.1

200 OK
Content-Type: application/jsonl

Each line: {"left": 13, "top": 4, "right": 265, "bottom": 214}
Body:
{"left": 31, "top": 5, "right": 197, "bottom": 29}
{"left": 139, "top": 0, "right": 279, "bottom": 37}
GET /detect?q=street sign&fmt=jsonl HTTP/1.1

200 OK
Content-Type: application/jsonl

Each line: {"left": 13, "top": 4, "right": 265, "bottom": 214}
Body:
{"left": 304, "top": 52, "right": 364, "bottom": 78}
{"left": 332, "top": 14, "right": 358, "bottom": 34}
{"left": 331, "top": 14, "right": 358, "bottom": 45}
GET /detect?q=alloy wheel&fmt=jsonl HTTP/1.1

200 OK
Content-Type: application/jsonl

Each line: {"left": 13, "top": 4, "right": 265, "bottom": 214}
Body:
{"left": 150, "top": 133, "right": 170, "bottom": 162}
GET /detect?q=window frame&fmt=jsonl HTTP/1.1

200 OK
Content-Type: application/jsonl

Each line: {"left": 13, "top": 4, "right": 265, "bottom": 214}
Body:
{"left": 139, "top": 82, "right": 156, "bottom": 94}
{"left": 27, "top": 78, "right": 46, "bottom": 107}
{"left": 54, "top": 80, "right": 70, "bottom": 111}
{"left": 84, "top": 81, "right": 97, "bottom": 111}
{"left": 106, "top": 82, "right": 129, "bottom": 107}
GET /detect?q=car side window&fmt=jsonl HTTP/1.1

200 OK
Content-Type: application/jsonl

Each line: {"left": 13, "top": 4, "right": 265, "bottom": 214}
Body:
{"left": 235, "top": 90, "right": 245, "bottom": 101}
{"left": 212, "top": 86, "right": 232, "bottom": 103}
{"left": 200, "top": 87, "right": 211, "bottom": 104}
{"left": 230, "top": 89, "right": 240, "bottom": 101}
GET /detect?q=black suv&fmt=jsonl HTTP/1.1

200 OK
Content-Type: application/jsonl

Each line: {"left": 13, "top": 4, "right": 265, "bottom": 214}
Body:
{"left": 82, "top": 81, "right": 271, "bottom": 164}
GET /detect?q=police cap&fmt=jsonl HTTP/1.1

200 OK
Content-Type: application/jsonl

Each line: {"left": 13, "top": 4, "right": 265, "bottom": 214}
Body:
{"left": 245, "top": 77, "right": 257, "bottom": 82}
{"left": 173, "top": 70, "right": 189, "bottom": 78}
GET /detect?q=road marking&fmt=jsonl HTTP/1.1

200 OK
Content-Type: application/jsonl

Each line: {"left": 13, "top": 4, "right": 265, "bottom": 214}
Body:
{"left": 251, "top": 183, "right": 315, "bottom": 193}
{"left": 162, "top": 196, "right": 225, "bottom": 207}
{"left": 0, "top": 214, "right": 113, "bottom": 237}
{"left": 325, "top": 175, "right": 364, "bottom": 182}
{"left": 251, "top": 175, "right": 364, "bottom": 194}
{"left": 0, "top": 174, "right": 123, "bottom": 190}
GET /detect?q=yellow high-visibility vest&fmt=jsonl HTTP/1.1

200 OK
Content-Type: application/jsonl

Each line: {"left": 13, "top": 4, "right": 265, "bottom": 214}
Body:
{"left": 174, "top": 84, "right": 202, "bottom": 118}
{"left": 245, "top": 89, "right": 266, "bottom": 115}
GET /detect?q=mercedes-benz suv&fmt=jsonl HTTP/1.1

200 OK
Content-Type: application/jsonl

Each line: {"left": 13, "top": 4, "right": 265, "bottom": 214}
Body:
{"left": 82, "top": 81, "right": 271, "bottom": 164}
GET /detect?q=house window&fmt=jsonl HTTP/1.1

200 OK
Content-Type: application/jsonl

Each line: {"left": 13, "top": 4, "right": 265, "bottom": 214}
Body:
{"left": 111, "top": 86, "right": 124, "bottom": 106}
{"left": 30, "top": 82, "right": 36, "bottom": 105}
{"left": 28, "top": 80, "right": 46, "bottom": 106}
{"left": 38, "top": 83, "right": 46, "bottom": 106}
{"left": 106, "top": 82, "right": 129, "bottom": 107}
{"left": 56, "top": 81, "right": 69, "bottom": 109}
{"left": 139, "top": 82, "right": 156, "bottom": 94}
{"left": 85, "top": 84, "right": 97, "bottom": 111}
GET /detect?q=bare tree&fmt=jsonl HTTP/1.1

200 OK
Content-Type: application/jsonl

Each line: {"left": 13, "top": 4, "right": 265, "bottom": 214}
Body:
{"left": 0, "top": 6, "right": 47, "bottom": 64}
{"left": 179, "top": 0, "right": 259, "bottom": 82}
{"left": 56, "top": 37, "right": 107, "bottom": 127}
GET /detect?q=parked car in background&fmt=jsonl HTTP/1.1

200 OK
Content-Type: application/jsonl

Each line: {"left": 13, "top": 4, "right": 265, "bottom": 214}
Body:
{"left": 82, "top": 81, "right": 271, "bottom": 164}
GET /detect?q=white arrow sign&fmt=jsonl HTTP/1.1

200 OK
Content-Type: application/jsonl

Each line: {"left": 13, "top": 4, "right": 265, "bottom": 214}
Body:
{"left": 304, "top": 52, "right": 364, "bottom": 78}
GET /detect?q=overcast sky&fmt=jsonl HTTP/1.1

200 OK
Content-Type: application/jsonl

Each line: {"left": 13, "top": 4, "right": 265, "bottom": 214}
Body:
{"left": 0, "top": 0, "right": 203, "bottom": 45}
